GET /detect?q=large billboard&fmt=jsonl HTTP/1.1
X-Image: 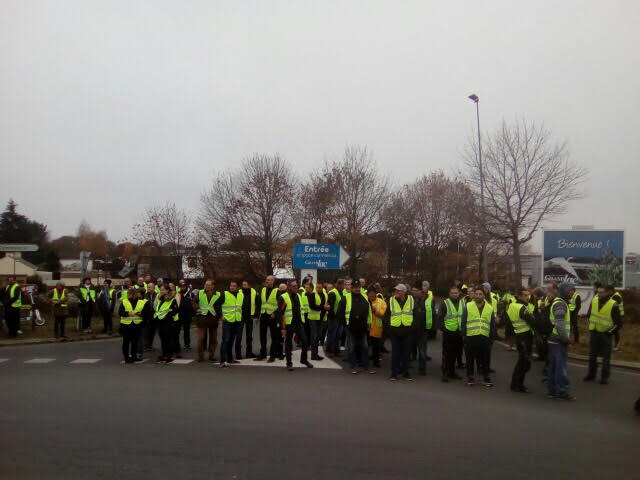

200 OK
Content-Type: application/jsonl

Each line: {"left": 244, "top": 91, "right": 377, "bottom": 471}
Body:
{"left": 542, "top": 229, "right": 625, "bottom": 288}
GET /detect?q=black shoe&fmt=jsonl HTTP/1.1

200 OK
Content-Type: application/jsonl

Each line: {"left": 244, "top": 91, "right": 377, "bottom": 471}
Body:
{"left": 253, "top": 356, "right": 266, "bottom": 361}
{"left": 583, "top": 375, "right": 596, "bottom": 382}
{"left": 426, "top": 356, "right": 432, "bottom": 361}
{"left": 278, "top": 356, "right": 285, "bottom": 360}
{"left": 489, "top": 368, "right": 496, "bottom": 374}
{"left": 230, "top": 360, "right": 240, "bottom": 364}
{"left": 482, "top": 378, "right": 493, "bottom": 388}
{"left": 310, "top": 355, "right": 324, "bottom": 361}
{"left": 125, "top": 357, "right": 134, "bottom": 364}
{"left": 287, "top": 363, "right": 294, "bottom": 371}
{"left": 467, "top": 377, "right": 475, "bottom": 386}
{"left": 511, "top": 385, "right": 530, "bottom": 393}
{"left": 449, "top": 373, "right": 462, "bottom": 380}
{"left": 301, "top": 361, "right": 314, "bottom": 368}
{"left": 390, "top": 374, "right": 398, "bottom": 381}
{"left": 235, "top": 355, "right": 243, "bottom": 360}
{"left": 600, "top": 378, "right": 609, "bottom": 385}
{"left": 403, "top": 373, "right": 413, "bottom": 381}
{"left": 246, "top": 353, "right": 256, "bottom": 359}
{"left": 418, "top": 368, "right": 426, "bottom": 376}
{"left": 441, "top": 375, "right": 449, "bottom": 382}
{"left": 457, "top": 363, "right": 466, "bottom": 369}
{"left": 134, "top": 357, "right": 144, "bottom": 363}
{"left": 267, "top": 358, "right": 275, "bottom": 363}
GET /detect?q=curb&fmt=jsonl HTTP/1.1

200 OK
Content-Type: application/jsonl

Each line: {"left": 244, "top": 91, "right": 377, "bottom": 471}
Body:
{"left": 494, "top": 340, "right": 640, "bottom": 372}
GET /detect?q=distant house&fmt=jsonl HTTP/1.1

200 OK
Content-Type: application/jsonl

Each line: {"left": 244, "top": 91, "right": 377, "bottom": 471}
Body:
{"left": 0, "top": 253, "right": 38, "bottom": 282}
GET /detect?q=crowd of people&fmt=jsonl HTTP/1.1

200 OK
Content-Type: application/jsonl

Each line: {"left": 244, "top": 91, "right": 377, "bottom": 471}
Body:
{"left": 1, "top": 273, "right": 625, "bottom": 399}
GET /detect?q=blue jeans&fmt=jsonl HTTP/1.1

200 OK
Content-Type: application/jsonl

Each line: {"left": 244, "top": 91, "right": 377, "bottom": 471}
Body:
{"left": 417, "top": 331, "right": 429, "bottom": 370}
{"left": 309, "top": 320, "right": 323, "bottom": 357}
{"left": 547, "top": 342, "right": 568, "bottom": 396}
{"left": 326, "top": 316, "right": 341, "bottom": 354}
{"left": 220, "top": 321, "right": 239, "bottom": 363}
{"left": 347, "top": 330, "right": 369, "bottom": 369}
{"left": 391, "top": 334, "right": 412, "bottom": 376}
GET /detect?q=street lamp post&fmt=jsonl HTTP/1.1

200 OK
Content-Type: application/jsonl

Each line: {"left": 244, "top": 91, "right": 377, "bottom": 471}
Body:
{"left": 468, "top": 94, "right": 489, "bottom": 282}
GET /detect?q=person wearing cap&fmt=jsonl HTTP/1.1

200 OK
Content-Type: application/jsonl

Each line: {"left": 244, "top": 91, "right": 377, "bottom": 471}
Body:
{"left": 411, "top": 281, "right": 436, "bottom": 376}
{"left": 546, "top": 282, "right": 574, "bottom": 400}
{"left": 383, "top": 284, "right": 416, "bottom": 381}
{"left": 584, "top": 284, "right": 621, "bottom": 385}
{"left": 47, "top": 281, "right": 69, "bottom": 340}
{"left": 461, "top": 286, "right": 496, "bottom": 387}
{"left": 118, "top": 288, "right": 152, "bottom": 363}
{"left": 338, "top": 279, "right": 375, "bottom": 374}
{"left": 97, "top": 279, "right": 117, "bottom": 335}
{"left": 438, "top": 285, "right": 464, "bottom": 382}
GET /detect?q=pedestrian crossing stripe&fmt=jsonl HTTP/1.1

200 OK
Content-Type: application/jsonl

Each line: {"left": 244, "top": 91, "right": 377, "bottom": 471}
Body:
{"left": 0, "top": 359, "right": 9, "bottom": 363}
{"left": 169, "top": 359, "right": 194, "bottom": 365}
{"left": 24, "top": 358, "right": 55, "bottom": 364}
{"left": 70, "top": 358, "right": 102, "bottom": 364}
{"left": 236, "top": 347, "right": 342, "bottom": 370}
{"left": 119, "top": 359, "right": 149, "bottom": 364}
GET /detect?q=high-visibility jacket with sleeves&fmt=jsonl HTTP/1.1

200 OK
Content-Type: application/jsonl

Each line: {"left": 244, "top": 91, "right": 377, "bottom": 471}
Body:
{"left": 154, "top": 297, "right": 176, "bottom": 320}
{"left": 550, "top": 298, "right": 570, "bottom": 336}
{"left": 221, "top": 291, "right": 244, "bottom": 323}
{"left": 465, "top": 301, "right": 492, "bottom": 337}
{"left": 260, "top": 287, "right": 279, "bottom": 315}
{"left": 424, "top": 296, "right": 433, "bottom": 329}
{"left": 120, "top": 298, "right": 147, "bottom": 325}
{"left": 9, "top": 283, "right": 22, "bottom": 308}
{"left": 52, "top": 288, "right": 68, "bottom": 307}
{"left": 199, "top": 290, "right": 220, "bottom": 316}
{"left": 280, "top": 292, "right": 305, "bottom": 325}
{"left": 308, "top": 292, "right": 322, "bottom": 321}
{"left": 612, "top": 292, "right": 624, "bottom": 316}
{"left": 329, "top": 288, "right": 342, "bottom": 314}
{"left": 569, "top": 291, "right": 580, "bottom": 312}
{"left": 588, "top": 297, "right": 616, "bottom": 332}
{"left": 389, "top": 296, "right": 414, "bottom": 327}
{"left": 443, "top": 298, "right": 463, "bottom": 332}
{"left": 369, "top": 297, "right": 386, "bottom": 338}
{"left": 507, "top": 302, "right": 531, "bottom": 334}
{"left": 344, "top": 292, "right": 372, "bottom": 326}
{"left": 80, "top": 286, "right": 96, "bottom": 303}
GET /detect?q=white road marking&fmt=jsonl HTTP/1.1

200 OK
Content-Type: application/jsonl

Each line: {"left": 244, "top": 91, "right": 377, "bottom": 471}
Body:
{"left": 0, "top": 359, "right": 10, "bottom": 363}
{"left": 24, "top": 358, "right": 55, "bottom": 364}
{"left": 236, "top": 347, "right": 342, "bottom": 370}
{"left": 568, "top": 361, "right": 640, "bottom": 376}
{"left": 169, "top": 359, "right": 194, "bottom": 365}
{"left": 70, "top": 358, "right": 102, "bottom": 364}
{"left": 120, "top": 359, "right": 149, "bottom": 364}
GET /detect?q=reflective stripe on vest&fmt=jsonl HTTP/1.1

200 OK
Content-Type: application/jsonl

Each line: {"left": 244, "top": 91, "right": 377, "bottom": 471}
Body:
{"left": 308, "top": 292, "right": 322, "bottom": 321}
{"left": 569, "top": 291, "right": 579, "bottom": 312}
{"left": 389, "top": 296, "right": 414, "bottom": 327}
{"left": 120, "top": 298, "right": 147, "bottom": 325}
{"left": 465, "top": 301, "right": 492, "bottom": 337}
{"left": 329, "top": 289, "right": 342, "bottom": 314}
{"left": 588, "top": 297, "right": 615, "bottom": 332}
{"left": 300, "top": 293, "right": 309, "bottom": 315}
{"left": 80, "top": 287, "right": 96, "bottom": 303}
{"left": 248, "top": 288, "right": 257, "bottom": 316}
{"left": 260, "top": 287, "right": 278, "bottom": 314}
{"left": 281, "top": 292, "right": 305, "bottom": 325}
{"left": 199, "top": 290, "right": 220, "bottom": 316}
{"left": 221, "top": 291, "right": 244, "bottom": 323}
{"left": 551, "top": 298, "right": 570, "bottom": 336}
{"left": 10, "top": 283, "right": 22, "bottom": 308}
{"left": 507, "top": 302, "right": 530, "bottom": 334}
{"left": 154, "top": 298, "right": 175, "bottom": 320}
{"left": 52, "top": 288, "right": 68, "bottom": 307}
{"left": 444, "top": 299, "right": 462, "bottom": 331}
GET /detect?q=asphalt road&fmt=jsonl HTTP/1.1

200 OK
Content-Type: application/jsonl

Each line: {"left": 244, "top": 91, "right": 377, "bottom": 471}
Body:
{"left": 1, "top": 331, "right": 639, "bottom": 480}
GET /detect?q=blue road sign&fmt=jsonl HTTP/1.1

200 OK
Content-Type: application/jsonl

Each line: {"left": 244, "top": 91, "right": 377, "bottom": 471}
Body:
{"left": 293, "top": 243, "right": 349, "bottom": 270}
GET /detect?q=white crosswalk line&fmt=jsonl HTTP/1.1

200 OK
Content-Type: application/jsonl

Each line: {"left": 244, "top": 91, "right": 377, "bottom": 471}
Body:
{"left": 120, "top": 359, "right": 149, "bottom": 364}
{"left": 70, "top": 358, "right": 102, "bottom": 364}
{"left": 24, "top": 358, "right": 55, "bottom": 364}
{"left": 236, "top": 347, "right": 342, "bottom": 370}
{"left": 169, "top": 359, "right": 194, "bottom": 365}
{"left": 0, "top": 359, "right": 10, "bottom": 363}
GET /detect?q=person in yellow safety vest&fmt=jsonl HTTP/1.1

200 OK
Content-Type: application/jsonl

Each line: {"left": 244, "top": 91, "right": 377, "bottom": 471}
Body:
{"left": 611, "top": 290, "right": 624, "bottom": 351}
{"left": 545, "top": 282, "right": 574, "bottom": 400}
{"left": 78, "top": 277, "right": 96, "bottom": 333}
{"left": 480, "top": 282, "right": 499, "bottom": 372}
{"left": 411, "top": 281, "right": 436, "bottom": 377}
{"left": 118, "top": 288, "right": 152, "bottom": 363}
{"left": 306, "top": 282, "right": 328, "bottom": 361}
{"left": 318, "top": 283, "right": 330, "bottom": 349}
{"left": 275, "top": 279, "right": 314, "bottom": 371}
{"left": 337, "top": 279, "right": 375, "bottom": 374}
{"left": 300, "top": 283, "right": 312, "bottom": 350}
{"left": 255, "top": 275, "right": 283, "bottom": 362}
{"left": 325, "top": 279, "right": 345, "bottom": 357}
{"left": 135, "top": 276, "right": 146, "bottom": 293}
{"left": 143, "top": 274, "right": 152, "bottom": 291}
{"left": 438, "top": 285, "right": 464, "bottom": 381}
{"left": 193, "top": 279, "right": 221, "bottom": 362}
{"left": 234, "top": 280, "right": 259, "bottom": 359}
{"left": 155, "top": 277, "right": 163, "bottom": 295}
{"left": 568, "top": 286, "right": 582, "bottom": 344}
{"left": 3, "top": 276, "right": 22, "bottom": 337}
{"left": 215, "top": 280, "right": 244, "bottom": 368}
{"left": 141, "top": 282, "right": 158, "bottom": 351}
{"left": 507, "top": 288, "right": 537, "bottom": 393}
{"left": 47, "top": 281, "right": 69, "bottom": 340}
{"left": 120, "top": 278, "right": 133, "bottom": 302}
{"left": 359, "top": 278, "right": 368, "bottom": 296}
{"left": 97, "top": 279, "right": 117, "bottom": 335}
{"left": 461, "top": 286, "right": 497, "bottom": 387}
{"left": 367, "top": 287, "right": 387, "bottom": 368}
{"left": 584, "top": 284, "right": 622, "bottom": 384}
{"left": 153, "top": 284, "right": 179, "bottom": 363}
{"left": 382, "top": 283, "right": 416, "bottom": 381}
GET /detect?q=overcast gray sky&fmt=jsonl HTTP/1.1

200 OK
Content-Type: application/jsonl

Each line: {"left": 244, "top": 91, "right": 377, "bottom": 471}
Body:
{"left": 1, "top": 1, "right": 639, "bottom": 252}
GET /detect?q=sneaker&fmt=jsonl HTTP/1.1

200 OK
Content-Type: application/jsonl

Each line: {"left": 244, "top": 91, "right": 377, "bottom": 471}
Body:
{"left": 221, "top": 362, "right": 230, "bottom": 369}
{"left": 286, "top": 364, "right": 294, "bottom": 371}
{"left": 367, "top": 368, "right": 376, "bottom": 374}
{"left": 134, "top": 357, "right": 144, "bottom": 363}
{"left": 166, "top": 356, "right": 176, "bottom": 363}
{"left": 311, "top": 355, "right": 324, "bottom": 361}
{"left": 390, "top": 374, "right": 398, "bottom": 381}
{"left": 403, "top": 373, "right": 413, "bottom": 382}
{"left": 156, "top": 356, "right": 166, "bottom": 363}
{"left": 482, "top": 378, "right": 493, "bottom": 388}
{"left": 351, "top": 369, "right": 358, "bottom": 374}
{"left": 467, "top": 377, "right": 475, "bottom": 386}
{"left": 301, "top": 361, "right": 314, "bottom": 369}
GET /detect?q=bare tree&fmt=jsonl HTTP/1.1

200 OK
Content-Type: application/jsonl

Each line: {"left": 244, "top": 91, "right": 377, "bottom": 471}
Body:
{"left": 297, "top": 171, "right": 336, "bottom": 240}
{"left": 132, "top": 203, "right": 192, "bottom": 278}
{"left": 323, "top": 145, "right": 390, "bottom": 277}
{"left": 198, "top": 153, "right": 297, "bottom": 277}
{"left": 464, "top": 119, "right": 588, "bottom": 283}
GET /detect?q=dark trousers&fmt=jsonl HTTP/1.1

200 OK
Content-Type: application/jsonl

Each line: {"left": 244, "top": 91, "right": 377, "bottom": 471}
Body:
{"left": 442, "top": 330, "right": 462, "bottom": 376}
{"left": 326, "top": 316, "right": 341, "bottom": 354}
{"left": 417, "top": 330, "right": 429, "bottom": 370}
{"left": 588, "top": 331, "right": 612, "bottom": 379}
{"left": 54, "top": 316, "right": 66, "bottom": 338}
{"left": 81, "top": 310, "right": 92, "bottom": 330}
{"left": 465, "top": 336, "right": 490, "bottom": 379}
{"left": 235, "top": 317, "right": 254, "bottom": 357}
{"left": 144, "top": 321, "right": 156, "bottom": 348}
{"left": 102, "top": 311, "right": 113, "bottom": 334}
{"left": 456, "top": 334, "right": 465, "bottom": 366}
{"left": 258, "top": 314, "right": 283, "bottom": 359}
{"left": 157, "top": 319, "right": 172, "bottom": 358}
{"left": 121, "top": 325, "right": 141, "bottom": 360}
{"left": 197, "top": 320, "right": 218, "bottom": 360}
{"left": 547, "top": 342, "right": 568, "bottom": 396}
{"left": 220, "top": 321, "right": 240, "bottom": 364}
{"left": 535, "top": 332, "right": 548, "bottom": 362}
{"left": 170, "top": 320, "right": 182, "bottom": 356}
{"left": 511, "top": 331, "right": 533, "bottom": 388}
{"left": 347, "top": 330, "right": 369, "bottom": 369}
{"left": 370, "top": 336, "right": 382, "bottom": 366}
{"left": 391, "top": 334, "right": 412, "bottom": 376}
{"left": 309, "top": 320, "right": 323, "bottom": 357}
{"left": 285, "top": 321, "right": 308, "bottom": 365}
{"left": 180, "top": 313, "right": 192, "bottom": 348}
{"left": 570, "top": 314, "right": 579, "bottom": 343}
{"left": 320, "top": 321, "right": 328, "bottom": 347}
{"left": 5, "top": 308, "right": 20, "bottom": 336}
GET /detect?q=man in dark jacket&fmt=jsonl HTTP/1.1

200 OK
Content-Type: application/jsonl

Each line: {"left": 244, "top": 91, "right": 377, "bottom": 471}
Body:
{"left": 275, "top": 279, "right": 313, "bottom": 371}
{"left": 338, "top": 279, "right": 374, "bottom": 374}
{"left": 97, "top": 279, "right": 117, "bottom": 335}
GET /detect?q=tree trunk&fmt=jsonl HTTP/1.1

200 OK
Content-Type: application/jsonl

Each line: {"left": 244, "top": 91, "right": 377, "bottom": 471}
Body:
{"left": 264, "top": 250, "right": 274, "bottom": 276}
{"left": 512, "top": 236, "right": 522, "bottom": 288}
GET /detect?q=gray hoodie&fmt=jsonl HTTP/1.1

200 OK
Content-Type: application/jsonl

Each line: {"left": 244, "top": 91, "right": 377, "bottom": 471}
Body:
{"left": 548, "top": 298, "right": 570, "bottom": 344}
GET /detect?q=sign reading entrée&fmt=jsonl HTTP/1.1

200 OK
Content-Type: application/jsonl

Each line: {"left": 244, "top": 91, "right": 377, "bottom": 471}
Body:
{"left": 0, "top": 243, "right": 39, "bottom": 252}
{"left": 293, "top": 243, "right": 349, "bottom": 270}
